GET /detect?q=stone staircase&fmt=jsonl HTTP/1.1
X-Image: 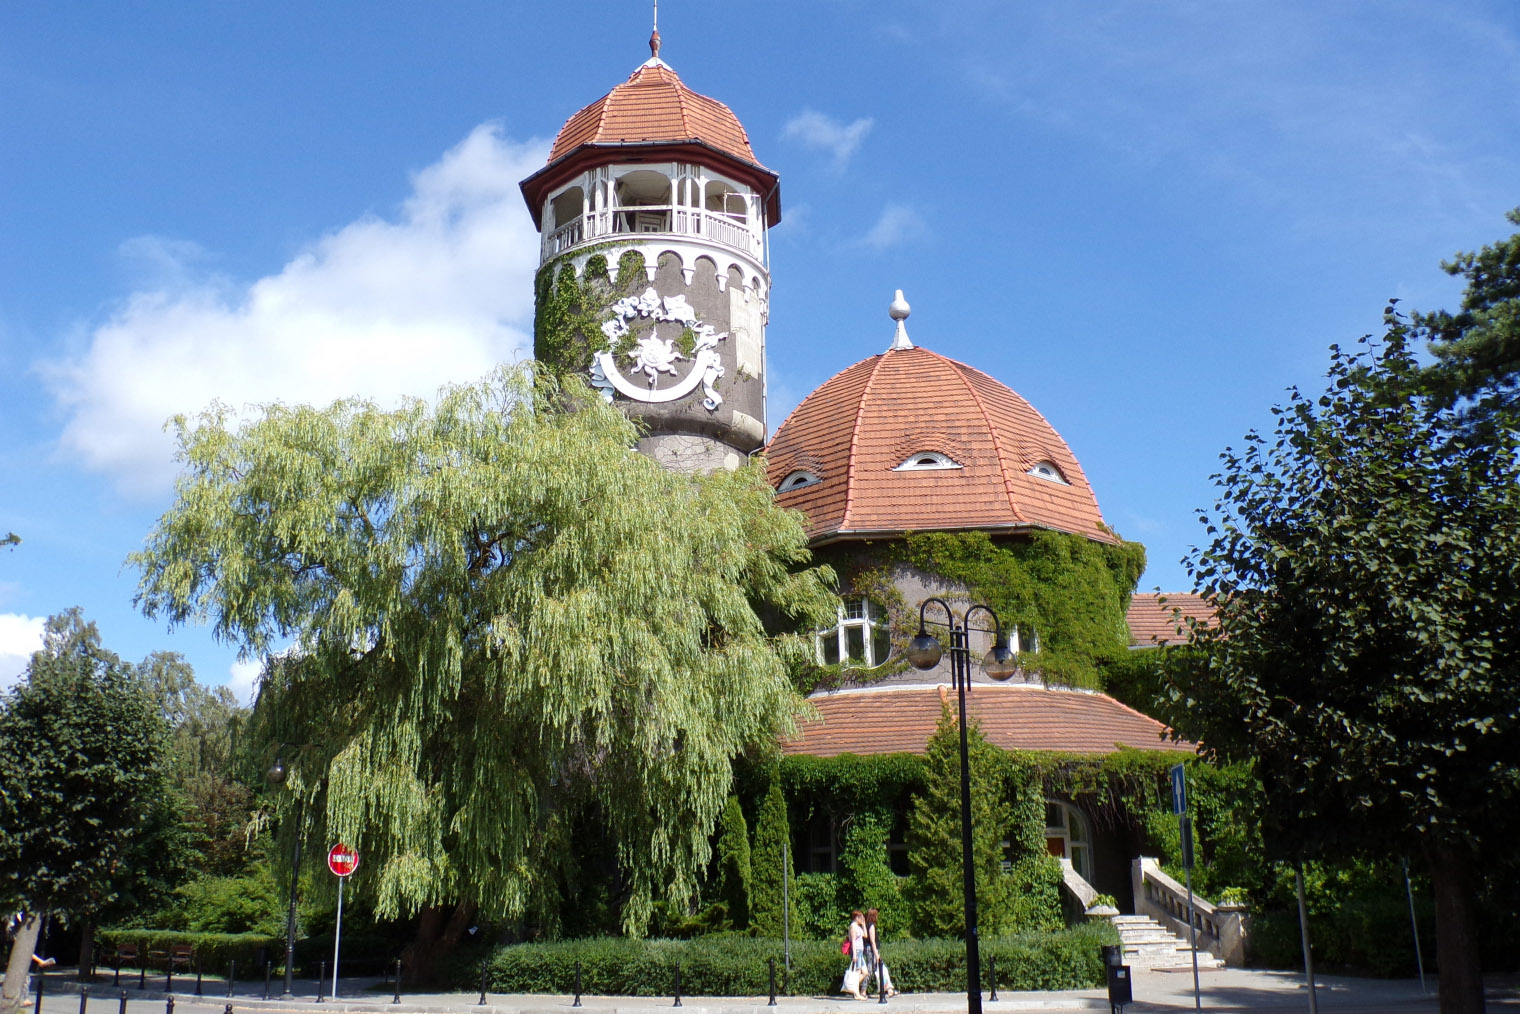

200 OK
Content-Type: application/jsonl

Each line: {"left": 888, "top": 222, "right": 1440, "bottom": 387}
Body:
{"left": 1111, "top": 914, "right": 1225, "bottom": 971}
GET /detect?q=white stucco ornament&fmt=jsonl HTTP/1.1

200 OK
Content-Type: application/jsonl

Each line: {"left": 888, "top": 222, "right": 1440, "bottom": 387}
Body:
{"left": 592, "top": 288, "right": 727, "bottom": 411}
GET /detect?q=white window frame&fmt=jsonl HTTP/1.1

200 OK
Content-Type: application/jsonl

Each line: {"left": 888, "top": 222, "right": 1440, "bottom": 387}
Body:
{"left": 1027, "top": 461, "right": 1069, "bottom": 484}
{"left": 1044, "top": 800, "right": 1092, "bottom": 881}
{"left": 779, "top": 469, "right": 821, "bottom": 491}
{"left": 893, "top": 451, "right": 961, "bottom": 471}
{"left": 816, "top": 596, "right": 893, "bottom": 667}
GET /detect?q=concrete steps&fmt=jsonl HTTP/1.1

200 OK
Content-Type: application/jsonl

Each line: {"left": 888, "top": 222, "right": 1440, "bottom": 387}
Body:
{"left": 1111, "top": 914, "right": 1224, "bottom": 971}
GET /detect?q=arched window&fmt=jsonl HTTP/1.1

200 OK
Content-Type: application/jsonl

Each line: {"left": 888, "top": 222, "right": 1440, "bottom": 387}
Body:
{"left": 778, "top": 469, "right": 821, "bottom": 491}
{"left": 1028, "top": 461, "right": 1069, "bottom": 484}
{"left": 817, "top": 597, "right": 892, "bottom": 667}
{"left": 893, "top": 451, "right": 961, "bottom": 471}
{"left": 1010, "top": 625, "right": 1039, "bottom": 654}
{"left": 1043, "top": 801, "right": 1092, "bottom": 881}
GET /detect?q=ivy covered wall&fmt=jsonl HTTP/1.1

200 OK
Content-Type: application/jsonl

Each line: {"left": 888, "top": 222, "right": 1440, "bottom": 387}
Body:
{"left": 796, "top": 528, "right": 1146, "bottom": 692}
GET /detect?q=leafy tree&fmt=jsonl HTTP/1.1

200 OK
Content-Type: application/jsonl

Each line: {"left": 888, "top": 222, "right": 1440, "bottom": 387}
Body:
{"left": 1, "top": 533, "right": 17, "bottom": 550}
{"left": 748, "top": 779, "right": 797, "bottom": 938}
{"left": 1417, "top": 208, "right": 1520, "bottom": 426}
{"left": 0, "top": 611, "right": 185, "bottom": 1010}
{"left": 838, "top": 813, "right": 903, "bottom": 939}
{"left": 710, "top": 795, "right": 751, "bottom": 930}
{"left": 1176, "top": 323, "right": 1520, "bottom": 1014}
{"left": 904, "top": 704, "right": 1013, "bottom": 937}
{"left": 130, "top": 367, "right": 835, "bottom": 976}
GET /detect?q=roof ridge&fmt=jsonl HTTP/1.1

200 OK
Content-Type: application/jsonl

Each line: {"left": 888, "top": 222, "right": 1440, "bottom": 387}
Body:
{"left": 840, "top": 353, "right": 890, "bottom": 531}
{"left": 943, "top": 353, "right": 1027, "bottom": 526}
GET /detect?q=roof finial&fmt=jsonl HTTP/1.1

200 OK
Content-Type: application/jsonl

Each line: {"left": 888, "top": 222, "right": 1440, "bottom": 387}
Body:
{"left": 888, "top": 289, "right": 913, "bottom": 350}
{"left": 649, "top": 0, "right": 662, "bottom": 60}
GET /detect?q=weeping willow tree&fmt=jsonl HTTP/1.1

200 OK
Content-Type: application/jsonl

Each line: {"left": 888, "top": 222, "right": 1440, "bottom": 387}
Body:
{"left": 131, "top": 366, "right": 835, "bottom": 972}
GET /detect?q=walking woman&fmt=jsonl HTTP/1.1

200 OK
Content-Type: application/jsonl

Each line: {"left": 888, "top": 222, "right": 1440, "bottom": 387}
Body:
{"left": 864, "top": 909, "right": 897, "bottom": 997}
{"left": 843, "top": 910, "right": 869, "bottom": 999}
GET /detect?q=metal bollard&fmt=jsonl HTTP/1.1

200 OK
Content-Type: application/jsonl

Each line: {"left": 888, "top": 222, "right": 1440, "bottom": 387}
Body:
{"left": 877, "top": 955, "right": 887, "bottom": 1005}
{"left": 225, "top": 1007, "right": 234, "bottom": 1014}
{"left": 672, "top": 963, "right": 681, "bottom": 1008}
{"left": 988, "top": 955, "right": 998, "bottom": 1003}
{"left": 391, "top": 959, "right": 402, "bottom": 1005}
{"left": 118, "top": 991, "right": 127, "bottom": 1014}
{"left": 767, "top": 958, "right": 777, "bottom": 1006}
{"left": 317, "top": 961, "right": 326, "bottom": 1002}
{"left": 139, "top": 964, "right": 146, "bottom": 991}
{"left": 195, "top": 964, "right": 203, "bottom": 997}
{"left": 166, "top": 995, "right": 175, "bottom": 1014}
{"left": 166, "top": 965, "right": 173, "bottom": 995}
{"left": 262, "top": 962, "right": 271, "bottom": 1001}
{"left": 78, "top": 985, "right": 89, "bottom": 1014}
{"left": 113, "top": 961, "right": 121, "bottom": 988}
{"left": 34, "top": 964, "right": 45, "bottom": 1014}
{"left": 572, "top": 961, "right": 582, "bottom": 1008}
{"left": 476, "top": 963, "right": 487, "bottom": 1006}
{"left": 227, "top": 959, "right": 236, "bottom": 999}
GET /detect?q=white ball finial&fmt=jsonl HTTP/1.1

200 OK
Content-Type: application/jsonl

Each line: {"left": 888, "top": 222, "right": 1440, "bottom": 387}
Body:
{"left": 888, "top": 289, "right": 913, "bottom": 350}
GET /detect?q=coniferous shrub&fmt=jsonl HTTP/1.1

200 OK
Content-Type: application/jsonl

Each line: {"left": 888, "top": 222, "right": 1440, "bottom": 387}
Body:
{"left": 904, "top": 705, "right": 1015, "bottom": 937}
{"left": 748, "top": 780, "right": 797, "bottom": 938}
{"left": 837, "top": 813, "right": 904, "bottom": 939}
{"left": 711, "top": 795, "right": 752, "bottom": 930}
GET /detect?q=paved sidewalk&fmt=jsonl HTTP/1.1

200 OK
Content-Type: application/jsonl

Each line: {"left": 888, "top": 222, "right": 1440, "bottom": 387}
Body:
{"left": 15, "top": 967, "right": 1520, "bottom": 1014}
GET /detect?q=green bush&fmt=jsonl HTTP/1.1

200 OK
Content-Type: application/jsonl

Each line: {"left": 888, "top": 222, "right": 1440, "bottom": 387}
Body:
{"left": 98, "top": 930, "right": 280, "bottom": 975}
{"left": 478, "top": 925, "right": 1115, "bottom": 995}
{"left": 791, "top": 873, "right": 845, "bottom": 940}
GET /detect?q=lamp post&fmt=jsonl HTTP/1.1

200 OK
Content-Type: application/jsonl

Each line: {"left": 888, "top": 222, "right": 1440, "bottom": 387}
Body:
{"left": 905, "top": 598, "right": 1017, "bottom": 1014}
{"left": 266, "top": 756, "right": 303, "bottom": 1000}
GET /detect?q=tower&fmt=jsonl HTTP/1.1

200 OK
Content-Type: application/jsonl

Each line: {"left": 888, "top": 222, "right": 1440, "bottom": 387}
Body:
{"left": 520, "top": 31, "right": 780, "bottom": 472}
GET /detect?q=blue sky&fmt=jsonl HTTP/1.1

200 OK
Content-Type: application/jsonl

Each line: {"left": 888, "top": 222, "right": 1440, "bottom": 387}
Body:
{"left": 2, "top": 1, "right": 1517, "bottom": 695}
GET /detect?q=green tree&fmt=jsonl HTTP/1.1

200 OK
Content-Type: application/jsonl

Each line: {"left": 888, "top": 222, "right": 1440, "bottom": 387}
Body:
{"left": 0, "top": 611, "right": 184, "bottom": 1011}
{"left": 1417, "top": 208, "right": 1520, "bottom": 426}
{"left": 130, "top": 366, "right": 835, "bottom": 975}
{"left": 748, "top": 779, "right": 797, "bottom": 939}
{"left": 904, "top": 705, "right": 1013, "bottom": 938}
{"left": 1176, "top": 323, "right": 1520, "bottom": 1014}
{"left": 710, "top": 795, "right": 751, "bottom": 930}
{"left": 838, "top": 813, "right": 903, "bottom": 939}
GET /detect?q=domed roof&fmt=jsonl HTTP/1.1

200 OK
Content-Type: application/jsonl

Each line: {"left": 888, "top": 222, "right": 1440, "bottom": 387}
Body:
{"left": 766, "top": 344, "right": 1115, "bottom": 544}
{"left": 547, "top": 60, "right": 761, "bottom": 167}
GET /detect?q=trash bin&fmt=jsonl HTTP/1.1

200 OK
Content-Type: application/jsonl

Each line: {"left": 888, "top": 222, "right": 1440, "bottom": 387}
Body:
{"left": 1106, "top": 962, "right": 1133, "bottom": 1010}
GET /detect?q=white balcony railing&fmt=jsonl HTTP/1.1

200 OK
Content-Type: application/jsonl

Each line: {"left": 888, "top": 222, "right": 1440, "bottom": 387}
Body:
{"left": 542, "top": 205, "right": 763, "bottom": 261}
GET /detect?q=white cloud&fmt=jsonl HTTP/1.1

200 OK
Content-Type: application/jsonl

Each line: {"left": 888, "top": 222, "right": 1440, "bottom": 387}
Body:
{"left": 42, "top": 124, "right": 550, "bottom": 496}
{"left": 782, "top": 110, "right": 875, "bottom": 169}
{"left": 0, "top": 614, "right": 44, "bottom": 691}
{"left": 857, "top": 203, "right": 927, "bottom": 251}
{"left": 226, "top": 658, "right": 263, "bottom": 707}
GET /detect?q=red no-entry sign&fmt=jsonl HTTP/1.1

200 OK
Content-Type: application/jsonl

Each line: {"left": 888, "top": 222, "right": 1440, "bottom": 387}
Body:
{"left": 327, "top": 843, "right": 359, "bottom": 877}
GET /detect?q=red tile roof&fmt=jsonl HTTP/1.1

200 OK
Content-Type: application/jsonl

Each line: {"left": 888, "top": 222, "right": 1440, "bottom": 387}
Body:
{"left": 766, "top": 346, "right": 1115, "bottom": 544}
{"left": 1126, "top": 592, "right": 1217, "bottom": 646}
{"left": 549, "top": 62, "right": 761, "bottom": 167}
{"left": 782, "top": 683, "right": 1194, "bottom": 758}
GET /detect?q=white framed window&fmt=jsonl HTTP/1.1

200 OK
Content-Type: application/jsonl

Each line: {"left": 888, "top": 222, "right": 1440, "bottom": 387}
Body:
{"left": 893, "top": 451, "right": 961, "bottom": 471}
{"left": 1044, "top": 800, "right": 1092, "bottom": 881}
{"left": 817, "top": 596, "right": 893, "bottom": 667}
{"left": 779, "top": 469, "right": 821, "bottom": 491}
{"left": 1028, "top": 461, "right": 1069, "bottom": 484}
{"left": 1009, "top": 625, "right": 1039, "bottom": 654}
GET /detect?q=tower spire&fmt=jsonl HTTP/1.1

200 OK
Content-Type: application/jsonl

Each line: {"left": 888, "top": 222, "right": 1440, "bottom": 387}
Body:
{"left": 649, "top": 0, "right": 662, "bottom": 61}
{"left": 888, "top": 290, "right": 913, "bottom": 350}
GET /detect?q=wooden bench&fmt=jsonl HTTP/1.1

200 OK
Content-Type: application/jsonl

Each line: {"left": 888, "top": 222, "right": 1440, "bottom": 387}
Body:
{"left": 112, "top": 943, "right": 139, "bottom": 985}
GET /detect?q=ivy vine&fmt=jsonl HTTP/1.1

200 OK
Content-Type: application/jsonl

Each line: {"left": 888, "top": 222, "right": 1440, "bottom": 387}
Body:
{"left": 533, "top": 247, "right": 650, "bottom": 375}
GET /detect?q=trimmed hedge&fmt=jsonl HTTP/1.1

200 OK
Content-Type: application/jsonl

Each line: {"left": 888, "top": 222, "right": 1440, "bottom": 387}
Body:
{"left": 98, "top": 931, "right": 280, "bottom": 975}
{"left": 479, "top": 924, "right": 1115, "bottom": 996}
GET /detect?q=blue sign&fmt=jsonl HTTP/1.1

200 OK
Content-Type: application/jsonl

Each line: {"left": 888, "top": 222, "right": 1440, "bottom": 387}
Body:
{"left": 1170, "top": 763, "right": 1187, "bottom": 816}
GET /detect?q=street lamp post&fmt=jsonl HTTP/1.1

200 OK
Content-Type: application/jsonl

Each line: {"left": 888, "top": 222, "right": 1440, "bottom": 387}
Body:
{"left": 266, "top": 756, "right": 303, "bottom": 1000}
{"left": 905, "top": 598, "right": 1017, "bottom": 1014}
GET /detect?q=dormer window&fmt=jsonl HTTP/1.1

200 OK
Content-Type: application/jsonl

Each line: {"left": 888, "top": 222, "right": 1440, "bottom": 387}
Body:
{"left": 1028, "top": 461, "right": 1069, "bottom": 484}
{"left": 779, "top": 470, "right": 821, "bottom": 491}
{"left": 893, "top": 451, "right": 961, "bottom": 471}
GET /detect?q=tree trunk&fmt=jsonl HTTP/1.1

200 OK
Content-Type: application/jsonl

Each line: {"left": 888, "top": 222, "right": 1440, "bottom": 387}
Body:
{"left": 77, "top": 925, "right": 95, "bottom": 981}
{"left": 399, "top": 901, "right": 478, "bottom": 987}
{"left": 0, "top": 914, "right": 42, "bottom": 1014}
{"left": 1429, "top": 843, "right": 1485, "bottom": 1014}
